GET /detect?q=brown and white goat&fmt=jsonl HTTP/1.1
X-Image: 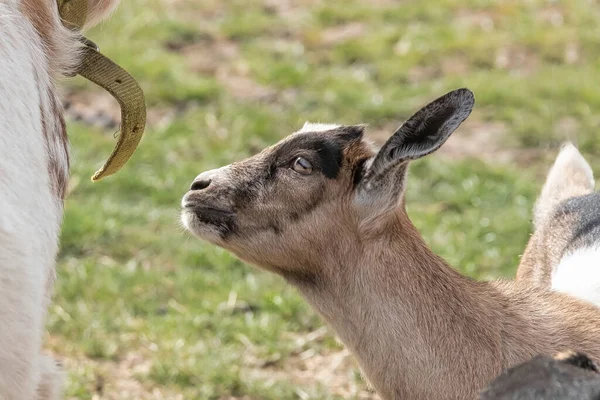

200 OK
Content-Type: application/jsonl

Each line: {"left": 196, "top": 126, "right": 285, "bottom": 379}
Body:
{"left": 0, "top": 1, "right": 120, "bottom": 398}
{"left": 182, "top": 88, "right": 600, "bottom": 400}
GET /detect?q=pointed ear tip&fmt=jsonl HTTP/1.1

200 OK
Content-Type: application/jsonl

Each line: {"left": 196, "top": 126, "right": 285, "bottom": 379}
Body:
{"left": 347, "top": 124, "right": 367, "bottom": 135}
{"left": 455, "top": 88, "right": 475, "bottom": 106}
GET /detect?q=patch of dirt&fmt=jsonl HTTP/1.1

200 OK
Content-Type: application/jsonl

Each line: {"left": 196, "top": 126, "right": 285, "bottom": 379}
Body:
{"left": 563, "top": 42, "right": 581, "bottom": 65}
{"left": 175, "top": 38, "right": 240, "bottom": 76}
{"left": 441, "top": 56, "right": 471, "bottom": 76}
{"left": 90, "top": 352, "right": 170, "bottom": 400}
{"left": 536, "top": 6, "right": 565, "bottom": 27}
{"left": 45, "top": 328, "right": 378, "bottom": 399}
{"left": 263, "top": 0, "right": 320, "bottom": 20}
{"left": 455, "top": 10, "right": 497, "bottom": 32}
{"left": 406, "top": 65, "right": 440, "bottom": 84}
{"left": 553, "top": 116, "right": 580, "bottom": 140}
{"left": 406, "top": 55, "right": 471, "bottom": 84}
{"left": 44, "top": 346, "right": 182, "bottom": 400}
{"left": 249, "top": 349, "right": 379, "bottom": 399}
{"left": 216, "top": 72, "right": 277, "bottom": 102}
{"left": 169, "top": 38, "right": 281, "bottom": 102}
{"left": 320, "top": 22, "right": 366, "bottom": 46}
{"left": 62, "top": 90, "right": 191, "bottom": 131}
{"left": 63, "top": 90, "right": 121, "bottom": 130}
{"left": 494, "top": 46, "right": 540, "bottom": 75}
{"left": 243, "top": 327, "right": 380, "bottom": 399}
{"left": 160, "top": 0, "right": 226, "bottom": 26}
{"left": 439, "top": 120, "right": 538, "bottom": 165}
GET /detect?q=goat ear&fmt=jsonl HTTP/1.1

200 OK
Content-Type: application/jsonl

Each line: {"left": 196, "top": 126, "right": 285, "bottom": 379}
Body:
{"left": 355, "top": 89, "right": 474, "bottom": 214}
{"left": 370, "top": 88, "right": 474, "bottom": 176}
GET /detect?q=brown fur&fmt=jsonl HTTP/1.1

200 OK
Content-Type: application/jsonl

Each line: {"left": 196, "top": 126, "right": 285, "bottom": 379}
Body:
{"left": 46, "top": 90, "right": 70, "bottom": 200}
{"left": 37, "top": 81, "right": 70, "bottom": 201}
{"left": 182, "top": 90, "right": 600, "bottom": 400}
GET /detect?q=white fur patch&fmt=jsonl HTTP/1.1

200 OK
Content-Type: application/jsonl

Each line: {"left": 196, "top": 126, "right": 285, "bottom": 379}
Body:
{"left": 0, "top": 1, "right": 72, "bottom": 397}
{"left": 552, "top": 246, "right": 600, "bottom": 308}
{"left": 299, "top": 121, "right": 341, "bottom": 133}
{"left": 0, "top": 0, "right": 121, "bottom": 397}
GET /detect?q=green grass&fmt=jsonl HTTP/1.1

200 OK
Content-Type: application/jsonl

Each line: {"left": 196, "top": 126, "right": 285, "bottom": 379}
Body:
{"left": 49, "top": 0, "right": 600, "bottom": 398}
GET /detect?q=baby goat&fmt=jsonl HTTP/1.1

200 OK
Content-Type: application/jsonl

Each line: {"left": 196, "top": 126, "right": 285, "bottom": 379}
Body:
{"left": 0, "top": 1, "right": 120, "bottom": 398}
{"left": 181, "top": 89, "right": 600, "bottom": 400}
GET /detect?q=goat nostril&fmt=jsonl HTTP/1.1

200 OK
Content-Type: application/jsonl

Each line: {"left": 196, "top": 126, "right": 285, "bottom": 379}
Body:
{"left": 190, "top": 179, "right": 211, "bottom": 191}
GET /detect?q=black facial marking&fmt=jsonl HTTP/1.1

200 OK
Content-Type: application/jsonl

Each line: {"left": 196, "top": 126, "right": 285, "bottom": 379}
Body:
{"left": 335, "top": 125, "right": 365, "bottom": 142}
{"left": 230, "top": 168, "right": 266, "bottom": 211}
{"left": 274, "top": 132, "right": 344, "bottom": 179}
{"left": 316, "top": 141, "right": 342, "bottom": 179}
{"left": 352, "top": 157, "right": 369, "bottom": 187}
{"left": 267, "top": 161, "right": 277, "bottom": 180}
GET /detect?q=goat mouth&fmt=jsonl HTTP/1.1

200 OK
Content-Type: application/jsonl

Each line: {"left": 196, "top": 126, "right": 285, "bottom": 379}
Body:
{"left": 182, "top": 203, "right": 235, "bottom": 231}
{"left": 182, "top": 204, "right": 236, "bottom": 240}
{"left": 186, "top": 206, "right": 233, "bottom": 220}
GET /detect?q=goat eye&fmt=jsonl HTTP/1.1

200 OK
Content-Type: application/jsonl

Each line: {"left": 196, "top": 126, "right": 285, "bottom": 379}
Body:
{"left": 292, "top": 157, "right": 313, "bottom": 175}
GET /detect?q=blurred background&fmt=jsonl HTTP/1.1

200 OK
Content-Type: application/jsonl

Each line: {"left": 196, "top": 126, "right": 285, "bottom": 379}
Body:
{"left": 50, "top": 0, "right": 600, "bottom": 398}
